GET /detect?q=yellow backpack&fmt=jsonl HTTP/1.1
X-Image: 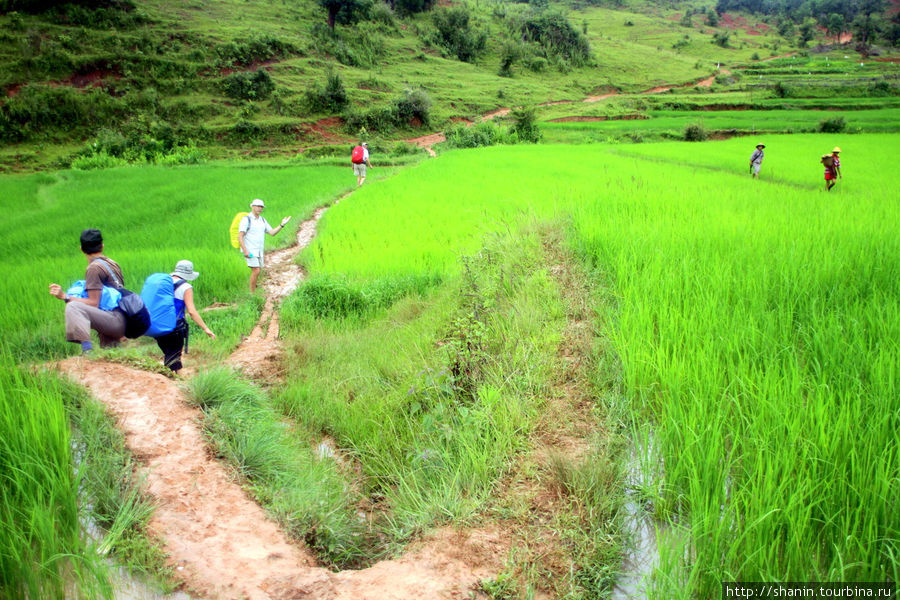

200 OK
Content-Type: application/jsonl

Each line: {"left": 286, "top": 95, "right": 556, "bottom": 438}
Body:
{"left": 229, "top": 212, "right": 249, "bottom": 248}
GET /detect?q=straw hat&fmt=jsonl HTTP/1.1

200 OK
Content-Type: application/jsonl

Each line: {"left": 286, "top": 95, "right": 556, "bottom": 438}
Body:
{"left": 832, "top": 147, "right": 841, "bottom": 153}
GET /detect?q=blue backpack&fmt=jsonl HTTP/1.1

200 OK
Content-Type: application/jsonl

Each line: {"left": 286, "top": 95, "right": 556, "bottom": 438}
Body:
{"left": 141, "top": 273, "right": 188, "bottom": 338}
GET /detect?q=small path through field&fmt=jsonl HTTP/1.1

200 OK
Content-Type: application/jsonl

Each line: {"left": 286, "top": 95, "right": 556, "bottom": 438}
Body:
{"left": 57, "top": 195, "right": 506, "bottom": 599}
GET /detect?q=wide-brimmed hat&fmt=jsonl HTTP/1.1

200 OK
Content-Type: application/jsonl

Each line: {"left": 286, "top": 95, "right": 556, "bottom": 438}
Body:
{"left": 250, "top": 198, "right": 265, "bottom": 207}
{"left": 362, "top": 142, "right": 368, "bottom": 146}
{"left": 80, "top": 229, "right": 103, "bottom": 254}
{"left": 756, "top": 143, "right": 765, "bottom": 148}
{"left": 172, "top": 260, "right": 199, "bottom": 281}
{"left": 832, "top": 146, "right": 841, "bottom": 153}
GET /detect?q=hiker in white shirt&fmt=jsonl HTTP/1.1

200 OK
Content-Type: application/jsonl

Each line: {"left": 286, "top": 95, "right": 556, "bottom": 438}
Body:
{"left": 238, "top": 198, "right": 291, "bottom": 292}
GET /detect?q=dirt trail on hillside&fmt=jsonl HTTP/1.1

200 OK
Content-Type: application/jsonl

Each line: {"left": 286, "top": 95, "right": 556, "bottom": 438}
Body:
{"left": 57, "top": 196, "right": 507, "bottom": 599}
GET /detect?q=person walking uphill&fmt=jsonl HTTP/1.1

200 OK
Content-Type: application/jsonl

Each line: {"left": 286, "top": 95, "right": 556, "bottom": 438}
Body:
{"left": 749, "top": 143, "right": 765, "bottom": 179}
{"left": 48, "top": 229, "right": 126, "bottom": 354}
{"left": 824, "top": 147, "right": 842, "bottom": 191}
{"left": 155, "top": 260, "right": 215, "bottom": 374}
{"left": 238, "top": 199, "right": 291, "bottom": 292}
{"left": 351, "top": 141, "right": 372, "bottom": 187}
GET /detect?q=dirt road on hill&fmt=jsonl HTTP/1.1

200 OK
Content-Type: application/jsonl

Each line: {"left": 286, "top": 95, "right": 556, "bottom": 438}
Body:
{"left": 57, "top": 196, "right": 508, "bottom": 599}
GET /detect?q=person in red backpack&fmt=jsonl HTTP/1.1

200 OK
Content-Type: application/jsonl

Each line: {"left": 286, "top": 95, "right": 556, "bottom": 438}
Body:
{"left": 351, "top": 141, "right": 372, "bottom": 186}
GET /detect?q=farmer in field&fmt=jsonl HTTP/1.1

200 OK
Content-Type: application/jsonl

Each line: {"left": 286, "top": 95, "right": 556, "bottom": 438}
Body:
{"left": 351, "top": 141, "right": 372, "bottom": 186}
{"left": 238, "top": 199, "right": 291, "bottom": 293}
{"left": 48, "top": 229, "right": 126, "bottom": 354}
{"left": 749, "top": 143, "right": 765, "bottom": 179}
{"left": 155, "top": 260, "right": 216, "bottom": 374}
{"left": 824, "top": 146, "right": 842, "bottom": 191}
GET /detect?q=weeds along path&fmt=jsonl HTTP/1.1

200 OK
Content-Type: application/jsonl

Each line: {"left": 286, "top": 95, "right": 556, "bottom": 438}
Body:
{"left": 56, "top": 194, "right": 507, "bottom": 598}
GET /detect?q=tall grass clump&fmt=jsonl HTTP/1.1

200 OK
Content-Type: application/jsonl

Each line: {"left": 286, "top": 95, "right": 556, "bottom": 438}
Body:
{"left": 185, "top": 367, "right": 372, "bottom": 567}
{"left": 279, "top": 227, "right": 564, "bottom": 538}
{"left": 0, "top": 355, "right": 111, "bottom": 599}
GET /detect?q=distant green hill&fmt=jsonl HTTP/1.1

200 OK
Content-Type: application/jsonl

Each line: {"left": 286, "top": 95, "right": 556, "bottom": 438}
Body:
{"left": 0, "top": 0, "right": 897, "bottom": 170}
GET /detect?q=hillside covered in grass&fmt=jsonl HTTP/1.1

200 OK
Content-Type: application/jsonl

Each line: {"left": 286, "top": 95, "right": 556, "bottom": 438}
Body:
{"left": 2, "top": 0, "right": 897, "bottom": 170}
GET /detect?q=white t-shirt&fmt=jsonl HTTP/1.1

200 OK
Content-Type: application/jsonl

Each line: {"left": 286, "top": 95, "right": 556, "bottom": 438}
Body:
{"left": 239, "top": 214, "right": 272, "bottom": 253}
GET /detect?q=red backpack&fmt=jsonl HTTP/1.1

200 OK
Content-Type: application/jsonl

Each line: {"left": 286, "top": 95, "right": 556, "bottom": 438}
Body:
{"left": 351, "top": 145, "right": 365, "bottom": 164}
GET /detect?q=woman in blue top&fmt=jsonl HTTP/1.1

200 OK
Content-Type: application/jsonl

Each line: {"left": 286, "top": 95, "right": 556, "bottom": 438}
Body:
{"left": 156, "top": 260, "right": 216, "bottom": 373}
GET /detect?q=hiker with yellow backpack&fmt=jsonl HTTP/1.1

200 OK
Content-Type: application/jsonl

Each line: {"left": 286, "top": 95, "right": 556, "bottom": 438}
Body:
{"left": 232, "top": 199, "right": 291, "bottom": 292}
{"left": 822, "top": 147, "right": 842, "bottom": 191}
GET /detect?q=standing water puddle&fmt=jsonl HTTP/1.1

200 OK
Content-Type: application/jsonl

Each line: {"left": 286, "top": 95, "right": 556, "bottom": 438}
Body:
{"left": 612, "top": 434, "right": 664, "bottom": 599}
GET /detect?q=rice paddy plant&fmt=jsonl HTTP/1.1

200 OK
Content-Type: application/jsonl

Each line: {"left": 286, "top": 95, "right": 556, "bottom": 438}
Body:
{"left": 566, "top": 144, "right": 899, "bottom": 595}
{"left": 292, "top": 139, "right": 897, "bottom": 592}
{"left": 184, "top": 367, "right": 372, "bottom": 567}
{"left": 0, "top": 162, "right": 349, "bottom": 361}
{"left": 0, "top": 355, "right": 111, "bottom": 599}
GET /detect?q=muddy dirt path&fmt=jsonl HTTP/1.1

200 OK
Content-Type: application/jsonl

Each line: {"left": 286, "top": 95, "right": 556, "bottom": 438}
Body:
{"left": 58, "top": 198, "right": 506, "bottom": 599}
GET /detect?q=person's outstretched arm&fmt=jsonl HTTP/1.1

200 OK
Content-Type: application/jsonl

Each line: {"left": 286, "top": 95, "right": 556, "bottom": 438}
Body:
{"left": 182, "top": 287, "right": 215, "bottom": 339}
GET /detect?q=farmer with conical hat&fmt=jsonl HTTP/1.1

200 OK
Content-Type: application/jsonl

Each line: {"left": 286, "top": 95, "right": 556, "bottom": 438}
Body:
{"left": 749, "top": 143, "right": 765, "bottom": 179}
{"left": 824, "top": 146, "right": 841, "bottom": 191}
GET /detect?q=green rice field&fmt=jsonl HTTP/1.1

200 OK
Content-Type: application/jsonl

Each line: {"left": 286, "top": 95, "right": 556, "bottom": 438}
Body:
{"left": 2, "top": 134, "right": 898, "bottom": 597}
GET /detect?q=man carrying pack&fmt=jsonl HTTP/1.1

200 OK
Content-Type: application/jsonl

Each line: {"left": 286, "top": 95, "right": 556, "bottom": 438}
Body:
{"left": 749, "top": 143, "right": 765, "bottom": 179}
{"left": 48, "top": 229, "right": 126, "bottom": 354}
{"left": 351, "top": 141, "right": 372, "bottom": 187}
{"left": 238, "top": 199, "right": 291, "bottom": 292}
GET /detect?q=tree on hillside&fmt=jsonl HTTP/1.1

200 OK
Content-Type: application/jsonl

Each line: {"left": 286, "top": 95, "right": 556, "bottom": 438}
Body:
{"left": 826, "top": 12, "right": 845, "bottom": 42}
{"left": 318, "top": 0, "right": 371, "bottom": 30}
{"left": 392, "top": 0, "right": 434, "bottom": 17}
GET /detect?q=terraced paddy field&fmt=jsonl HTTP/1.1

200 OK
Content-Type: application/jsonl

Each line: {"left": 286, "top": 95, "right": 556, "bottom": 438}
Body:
{"left": 2, "top": 134, "right": 898, "bottom": 598}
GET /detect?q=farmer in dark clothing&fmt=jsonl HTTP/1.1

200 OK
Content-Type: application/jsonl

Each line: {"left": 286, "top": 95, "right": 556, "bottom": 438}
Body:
{"left": 48, "top": 229, "right": 126, "bottom": 354}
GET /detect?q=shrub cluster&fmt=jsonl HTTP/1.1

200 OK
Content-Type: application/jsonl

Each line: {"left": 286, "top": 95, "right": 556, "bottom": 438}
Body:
{"left": 817, "top": 115, "right": 846, "bottom": 133}
{"left": 0, "top": 84, "right": 122, "bottom": 141}
{"left": 429, "top": 6, "right": 487, "bottom": 63}
{"left": 343, "top": 87, "right": 432, "bottom": 131}
{"left": 514, "top": 9, "right": 591, "bottom": 69}
{"left": 307, "top": 22, "right": 386, "bottom": 68}
{"left": 220, "top": 69, "right": 275, "bottom": 101}
{"left": 684, "top": 122, "right": 709, "bottom": 141}
{"left": 215, "top": 34, "right": 297, "bottom": 68}
{"left": 303, "top": 70, "right": 348, "bottom": 113}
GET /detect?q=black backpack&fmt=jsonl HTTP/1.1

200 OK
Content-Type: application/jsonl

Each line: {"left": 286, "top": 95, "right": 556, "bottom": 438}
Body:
{"left": 95, "top": 259, "right": 151, "bottom": 338}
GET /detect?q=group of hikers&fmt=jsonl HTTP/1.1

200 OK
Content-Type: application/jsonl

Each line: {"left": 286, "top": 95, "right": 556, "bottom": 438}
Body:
{"left": 749, "top": 143, "right": 843, "bottom": 190}
{"left": 48, "top": 229, "right": 215, "bottom": 374}
{"left": 48, "top": 142, "right": 373, "bottom": 373}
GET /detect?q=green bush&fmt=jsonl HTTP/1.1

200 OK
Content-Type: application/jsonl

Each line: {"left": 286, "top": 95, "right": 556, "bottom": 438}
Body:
{"left": 70, "top": 150, "right": 128, "bottom": 170}
{"left": 394, "top": 87, "right": 431, "bottom": 127}
{"left": 215, "top": 34, "right": 297, "bottom": 68}
{"left": 220, "top": 69, "right": 275, "bottom": 101}
{"left": 516, "top": 9, "right": 591, "bottom": 68}
{"left": 304, "top": 69, "right": 349, "bottom": 113}
{"left": 684, "top": 122, "right": 708, "bottom": 141}
{"left": 817, "top": 116, "right": 846, "bottom": 133}
{"left": 510, "top": 106, "right": 541, "bottom": 143}
{"left": 430, "top": 6, "right": 487, "bottom": 63}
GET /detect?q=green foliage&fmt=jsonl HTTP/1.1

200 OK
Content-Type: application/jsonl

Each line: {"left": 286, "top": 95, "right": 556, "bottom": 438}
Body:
{"left": 0, "top": 360, "right": 111, "bottom": 599}
{"left": 393, "top": 0, "right": 433, "bottom": 17}
{"left": 0, "top": 84, "right": 122, "bottom": 142}
{"left": 712, "top": 30, "right": 731, "bottom": 47}
{"left": 220, "top": 69, "right": 275, "bottom": 101}
{"left": 516, "top": 9, "right": 591, "bottom": 68}
{"left": 304, "top": 69, "right": 349, "bottom": 113}
{"left": 510, "top": 106, "right": 541, "bottom": 143}
{"left": 307, "top": 21, "right": 386, "bottom": 68}
{"left": 430, "top": 6, "right": 487, "bottom": 63}
{"left": 214, "top": 34, "right": 297, "bottom": 68}
{"left": 817, "top": 115, "right": 846, "bottom": 132}
{"left": 683, "top": 121, "right": 708, "bottom": 140}
{"left": 186, "top": 368, "right": 374, "bottom": 567}
{"left": 393, "top": 86, "right": 432, "bottom": 126}
{"left": 317, "top": 0, "right": 372, "bottom": 29}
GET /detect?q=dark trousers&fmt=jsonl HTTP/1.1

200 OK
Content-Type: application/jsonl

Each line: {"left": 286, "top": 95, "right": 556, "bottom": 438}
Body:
{"left": 155, "top": 320, "right": 188, "bottom": 372}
